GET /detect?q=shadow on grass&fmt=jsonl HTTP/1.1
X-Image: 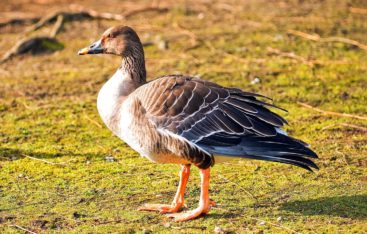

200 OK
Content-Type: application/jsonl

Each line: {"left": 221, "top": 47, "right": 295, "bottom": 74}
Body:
{"left": 0, "top": 147, "right": 103, "bottom": 161}
{"left": 281, "top": 195, "right": 367, "bottom": 220}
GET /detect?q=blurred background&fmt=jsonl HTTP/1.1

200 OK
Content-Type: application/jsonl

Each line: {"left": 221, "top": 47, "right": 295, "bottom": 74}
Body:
{"left": 0, "top": 0, "right": 366, "bottom": 233}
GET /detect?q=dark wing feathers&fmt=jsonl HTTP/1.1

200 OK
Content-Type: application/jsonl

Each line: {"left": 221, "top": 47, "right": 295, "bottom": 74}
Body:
{"left": 212, "top": 109, "right": 244, "bottom": 133}
{"left": 224, "top": 98, "right": 258, "bottom": 113}
{"left": 220, "top": 103, "right": 253, "bottom": 128}
{"left": 138, "top": 75, "right": 317, "bottom": 170}
{"left": 247, "top": 116, "right": 277, "bottom": 136}
{"left": 231, "top": 93, "right": 288, "bottom": 112}
{"left": 198, "top": 134, "right": 318, "bottom": 171}
{"left": 229, "top": 87, "right": 273, "bottom": 100}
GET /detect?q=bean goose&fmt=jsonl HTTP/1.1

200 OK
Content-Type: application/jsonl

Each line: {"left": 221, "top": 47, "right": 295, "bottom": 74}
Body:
{"left": 78, "top": 26, "right": 318, "bottom": 222}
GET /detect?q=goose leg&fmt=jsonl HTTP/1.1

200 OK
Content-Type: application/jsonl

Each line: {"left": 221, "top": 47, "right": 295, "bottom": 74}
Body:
{"left": 138, "top": 164, "right": 191, "bottom": 214}
{"left": 167, "top": 168, "right": 213, "bottom": 222}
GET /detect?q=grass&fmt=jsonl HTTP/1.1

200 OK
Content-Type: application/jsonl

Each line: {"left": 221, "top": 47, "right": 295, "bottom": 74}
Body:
{"left": 0, "top": 0, "right": 366, "bottom": 233}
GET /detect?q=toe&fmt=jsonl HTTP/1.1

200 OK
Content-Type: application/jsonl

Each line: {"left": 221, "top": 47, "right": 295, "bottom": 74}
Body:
{"left": 138, "top": 203, "right": 168, "bottom": 212}
{"left": 166, "top": 208, "right": 205, "bottom": 222}
{"left": 159, "top": 207, "right": 177, "bottom": 214}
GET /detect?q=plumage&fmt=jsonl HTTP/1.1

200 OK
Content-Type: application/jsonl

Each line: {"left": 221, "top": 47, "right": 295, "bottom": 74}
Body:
{"left": 79, "top": 25, "right": 318, "bottom": 222}
{"left": 225, "top": 98, "right": 259, "bottom": 113}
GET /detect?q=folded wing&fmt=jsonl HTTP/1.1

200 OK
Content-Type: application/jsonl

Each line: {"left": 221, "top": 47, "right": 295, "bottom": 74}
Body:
{"left": 134, "top": 75, "right": 317, "bottom": 170}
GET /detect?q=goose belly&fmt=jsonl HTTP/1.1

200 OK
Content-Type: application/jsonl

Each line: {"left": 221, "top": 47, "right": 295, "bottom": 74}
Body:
{"left": 115, "top": 105, "right": 149, "bottom": 157}
{"left": 144, "top": 152, "right": 190, "bottom": 164}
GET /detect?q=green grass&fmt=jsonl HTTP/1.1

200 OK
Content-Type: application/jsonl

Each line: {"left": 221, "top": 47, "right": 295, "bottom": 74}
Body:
{"left": 1, "top": 0, "right": 366, "bottom": 233}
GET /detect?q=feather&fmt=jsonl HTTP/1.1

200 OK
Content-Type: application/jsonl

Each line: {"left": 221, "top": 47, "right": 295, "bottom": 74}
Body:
{"left": 225, "top": 98, "right": 258, "bottom": 113}
{"left": 133, "top": 75, "right": 317, "bottom": 170}
{"left": 232, "top": 94, "right": 287, "bottom": 112}
{"left": 247, "top": 116, "right": 277, "bottom": 136}
{"left": 220, "top": 103, "right": 252, "bottom": 128}
{"left": 212, "top": 110, "right": 244, "bottom": 133}
{"left": 198, "top": 133, "right": 318, "bottom": 171}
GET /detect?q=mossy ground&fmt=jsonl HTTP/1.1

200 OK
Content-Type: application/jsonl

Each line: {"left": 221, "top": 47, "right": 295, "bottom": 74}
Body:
{"left": 1, "top": 0, "right": 366, "bottom": 233}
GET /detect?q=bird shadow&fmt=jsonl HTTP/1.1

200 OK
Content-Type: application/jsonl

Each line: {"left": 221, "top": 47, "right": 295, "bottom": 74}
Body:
{"left": 0, "top": 147, "right": 103, "bottom": 161}
{"left": 280, "top": 195, "right": 367, "bottom": 220}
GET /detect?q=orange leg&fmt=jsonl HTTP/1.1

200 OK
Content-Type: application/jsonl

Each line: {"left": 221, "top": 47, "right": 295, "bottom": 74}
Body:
{"left": 167, "top": 167, "right": 214, "bottom": 222}
{"left": 138, "top": 164, "right": 191, "bottom": 214}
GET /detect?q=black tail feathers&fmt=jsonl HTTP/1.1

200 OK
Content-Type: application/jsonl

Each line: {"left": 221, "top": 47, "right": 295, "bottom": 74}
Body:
{"left": 199, "top": 133, "right": 318, "bottom": 171}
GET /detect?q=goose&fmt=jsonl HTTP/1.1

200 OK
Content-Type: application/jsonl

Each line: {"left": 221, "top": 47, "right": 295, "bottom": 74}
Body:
{"left": 78, "top": 25, "right": 318, "bottom": 222}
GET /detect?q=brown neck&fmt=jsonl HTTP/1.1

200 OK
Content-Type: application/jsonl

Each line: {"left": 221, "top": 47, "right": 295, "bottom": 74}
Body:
{"left": 118, "top": 50, "right": 147, "bottom": 97}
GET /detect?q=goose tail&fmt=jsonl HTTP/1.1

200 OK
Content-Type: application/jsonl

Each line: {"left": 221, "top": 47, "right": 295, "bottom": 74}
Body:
{"left": 198, "top": 133, "right": 318, "bottom": 171}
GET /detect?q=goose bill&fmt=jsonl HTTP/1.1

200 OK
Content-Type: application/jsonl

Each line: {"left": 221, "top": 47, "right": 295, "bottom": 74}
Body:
{"left": 78, "top": 40, "right": 103, "bottom": 55}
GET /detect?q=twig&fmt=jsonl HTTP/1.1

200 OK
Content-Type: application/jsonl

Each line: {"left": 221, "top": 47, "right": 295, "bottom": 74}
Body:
{"left": 323, "top": 37, "right": 367, "bottom": 51}
{"left": 0, "top": 7, "right": 168, "bottom": 64}
{"left": 25, "top": 12, "right": 59, "bottom": 34}
{"left": 0, "top": 36, "right": 63, "bottom": 64}
{"left": 1, "top": 12, "right": 65, "bottom": 64}
{"left": 267, "top": 47, "right": 314, "bottom": 65}
{"left": 24, "top": 7, "right": 169, "bottom": 34}
{"left": 123, "top": 6, "right": 169, "bottom": 19}
{"left": 49, "top": 14, "right": 64, "bottom": 38}
{"left": 267, "top": 47, "right": 350, "bottom": 66}
{"left": 321, "top": 123, "right": 367, "bottom": 132}
{"left": 297, "top": 102, "right": 367, "bottom": 120}
{"left": 84, "top": 114, "right": 103, "bottom": 128}
{"left": 9, "top": 224, "right": 37, "bottom": 234}
{"left": 0, "top": 6, "right": 169, "bottom": 30}
{"left": 287, "top": 29, "right": 320, "bottom": 41}
{"left": 349, "top": 7, "right": 367, "bottom": 15}
{"left": 287, "top": 29, "right": 367, "bottom": 51}
{"left": 23, "top": 11, "right": 85, "bottom": 34}
{"left": 73, "top": 5, "right": 169, "bottom": 20}
{"left": 0, "top": 17, "right": 40, "bottom": 28}
{"left": 17, "top": 101, "right": 56, "bottom": 110}
{"left": 0, "top": 13, "right": 65, "bottom": 64}
{"left": 22, "top": 154, "right": 68, "bottom": 165}
{"left": 340, "top": 123, "right": 367, "bottom": 132}
{"left": 19, "top": 100, "right": 34, "bottom": 110}
{"left": 320, "top": 123, "right": 338, "bottom": 131}
{"left": 250, "top": 217, "right": 300, "bottom": 234}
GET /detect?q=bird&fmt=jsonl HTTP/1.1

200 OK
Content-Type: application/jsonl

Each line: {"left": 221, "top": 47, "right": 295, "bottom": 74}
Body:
{"left": 78, "top": 25, "right": 318, "bottom": 222}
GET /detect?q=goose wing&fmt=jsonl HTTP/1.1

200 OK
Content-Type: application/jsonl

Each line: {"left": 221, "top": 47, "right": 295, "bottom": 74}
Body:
{"left": 138, "top": 75, "right": 287, "bottom": 140}
{"left": 133, "top": 75, "right": 288, "bottom": 168}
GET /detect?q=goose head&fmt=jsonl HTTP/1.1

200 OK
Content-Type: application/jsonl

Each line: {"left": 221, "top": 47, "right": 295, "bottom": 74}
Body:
{"left": 78, "top": 25, "right": 144, "bottom": 57}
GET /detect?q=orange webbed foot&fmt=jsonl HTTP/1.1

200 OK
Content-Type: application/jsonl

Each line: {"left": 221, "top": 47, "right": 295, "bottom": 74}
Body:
{"left": 166, "top": 200, "right": 215, "bottom": 222}
{"left": 138, "top": 203, "right": 186, "bottom": 214}
{"left": 138, "top": 165, "right": 191, "bottom": 215}
{"left": 165, "top": 206, "right": 206, "bottom": 222}
{"left": 166, "top": 168, "right": 214, "bottom": 222}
